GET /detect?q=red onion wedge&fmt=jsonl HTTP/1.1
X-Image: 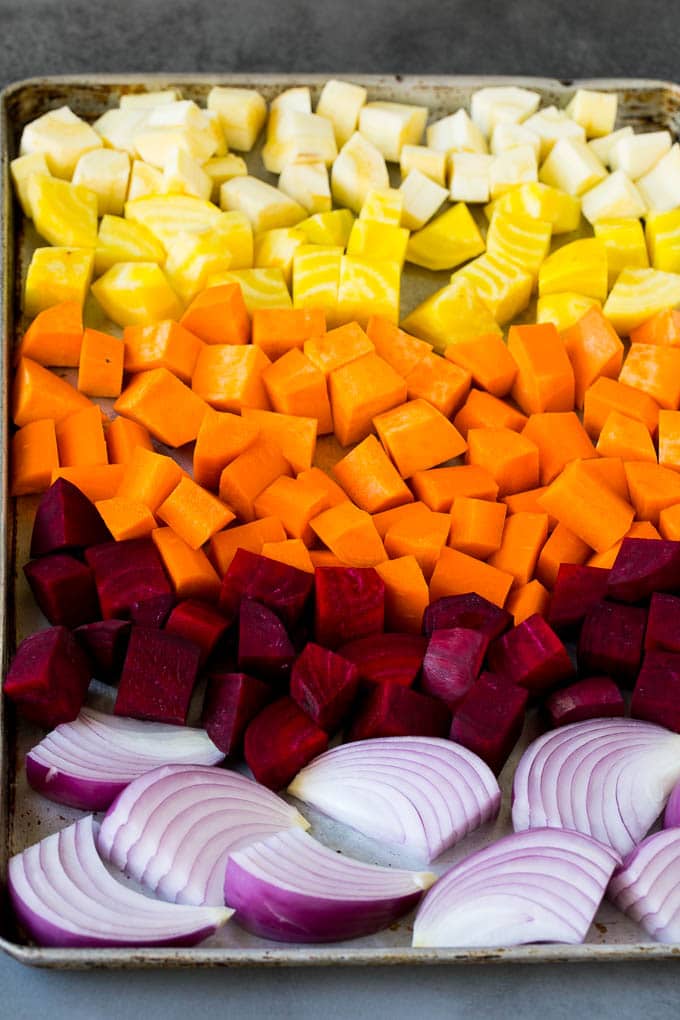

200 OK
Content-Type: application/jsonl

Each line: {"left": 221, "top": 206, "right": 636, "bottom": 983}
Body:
{"left": 412, "top": 827, "right": 619, "bottom": 948}
{"left": 511, "top": 718, "right": 680, "bottom": 857}
{"left": 664, "top": 780, "right": 680, "bottom": 828}
{"left": 608, "top": 828, "right": 680, "bottom": 942}
{"left": 225, "top": 827, "right": 435, "bottom": 943}
{"left": 8, "top": 815, "right": 233, "bottom": 948}
{"left": 288, "top": 737, "right": 501, "bottom": 863}
{"left": 25, "top": 707, "right": 225, "bottom": 811}
{"left": 97, "top": 764, "right": 309, "bottom": 907}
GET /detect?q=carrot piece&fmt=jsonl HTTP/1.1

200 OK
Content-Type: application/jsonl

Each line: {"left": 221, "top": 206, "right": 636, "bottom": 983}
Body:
{"left": 508, "top": 322, "right": 575, "bottom": 415}
{"left": 487, "top": 511, "right": 550, "bottom": 588}
{"left": 561, "top": 306, "right": 624, "bottom": 409}
{"left": 241, "top": 408, "right": 317, "bottom": 473}
{"left": 55, "top": 405, "right": 108, "bottom": 468}
{"left": 218, "top": 436, "right": 292, "bottom": 522}
{"left": 253, "top": 475, "right": 330, "bottom": 546}
{"left": 76, "top": 327, "right": 125, "bottom": 398}
{"left": 295, "top": 467, "right": 348, "bottom": 509}
{"left": 193, "top": 409, "right": 260, "bottom": 492}
{"left": 13, "top": 357, "right": 91, "bottom": 426}
{"left": 309, "top": 549, "right": 344, "bottom": 569}
{"left": 658, "top": 410, "right": 680, "bottom": 472}
{"left": 123, "top": 320, "right": 204, "bottom": 383}
{"left": 329, "top": 352, "right": 407, "bottom": 446}
{"left": 192, "top": 344, "right": 271, "bottom": 413}
{"left": 466, "top": 427, "right": 539, "bottom": 497}
{"left": 252, "top": 307, "right": 326, "bottom": 360}
{"left": 588, "top": 521, "right": 661, "bottom": 569}
{"left": 384, "top": 508, "right": 451, "bottom": 580}
{"left": 117, "top": 447, "right": 183, "bottom": 512}
{"left": 11, "top": 419, "right": 59, "bottom": 496}
{"left": 374, "top": 399, "right": 467, "bottom": 478}
{"left": 538, "top": 459, "right": 635, "bottom": 552}
{"left": 208, "top": 517, "right": 287, "bottom": 575}
{"left": 332, "top": 435, "right": 413, "bottom": 514}
{"left": 404, "top": 351, "right": 471, "bottom": 417}
{"left": 114, "top": 367, "right": 209, "bottom": 447}
{"left": 303, "top": 321, "right": 374, "bottom": 376}
{"left": 619, "top": 343, "right": 680, "bottom": 410}
{"left": 583, "top": 376, "right": 659, "bottom": 439}
{"left": 596, "top": 410, "right": 657, "bottom": 463}
{"left": 17, "top": 300, "right": 83, "bottom": 367}
{"left": 180, "top": 283, "right": 250, "bottom": 345}
{"left": 106, "top": 417, "right": 154, "bottom": 465}
{"left": 444, "top": 334, "right": 518, "bottom": 398}
{"left": 411, "top": 465, "right": 499, "bottom": 512}
{"left": 629, "top": 308, "right": 680, "bottom": 347}
{"left": 506, "top": 579, "right": 550, "bottom": 625}
{"left": 624, "top": 461, "right": 680, "bottom": 524}
{"left": 152, "top": 526, "right": 221, "bottom": 601}
{"left": 157, "top": 475, "right": 235, "bottom": 549}
{"left": 449, "top": 496, "right": 507, "bottom": 559}
{"left": 522, "top": 411, "right": 597, "bottom": 485}
{"left": 262, "top": 349, "right": 333, "bottom": 434}
{"left": 310, "top": 502, "right": 387, "bottom": 567}
{"left": 261, "top": 538, "right": 315, "bottom": 573}
{"left": 366, "top": 315, "right": 432, "bottom": 375}
{"left": 375, "top": 555, "right": 429, "bottom": 634}
{"left": 581, "top": 457, "right": 630, "bottom": 501}
{"left": 535, "top": 522, "right": 592, "bottom": 589}
{"left": 94, "top": 498, "right": 156, "bottom": 542}
{"left": 503, "top": 486, "right": 554, "bottom": 527}
{"left": 51, "top": 465, "right": 125, "bottom": 502}
{"left": 453, "top": 389, "right": 528, "bottom": 438}
{"left": 429, "top": 546, "right": 514, "bottom": 608}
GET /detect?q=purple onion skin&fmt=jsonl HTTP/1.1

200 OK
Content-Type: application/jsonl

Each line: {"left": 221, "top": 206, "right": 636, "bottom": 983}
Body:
{"left": 665, "top": 782, "right": 680, "bottom": 829}
{"left": 25, "top": 756, "right": 126, "bottom": 812}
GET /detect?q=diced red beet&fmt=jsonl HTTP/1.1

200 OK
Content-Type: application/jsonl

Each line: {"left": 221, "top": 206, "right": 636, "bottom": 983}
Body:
{"left": 23, "top": 553, "right": 99, "bottom": 628}
{"left": 129, "top": 594, "right": 176, "bottom": 629}
{"left": 607, "top": 538, "right": 680, "bottom": 604}
{"left": 201, "top": 671, "right": 273, "bottom": 756}
{"left": 577, "top": 600, "right": 647, "bottom": 687}
{"left": 644, "top": 593, "right": 680, "bottom": 654}
{"left": 165, "top": 600, "right": 231, "bottom": 667}
{"left": 290, "top": 642, "right": 360, "bottom": 732}
{"left": 631, "top": 650, "right": 680, "bottom": 732}
{"left": 347, "top": 683, "right": 452, "bottom": 742}
{"left": 74, "top": 619, "right": 131, "bottom": 684}
{"left": 423, "top": 593, "right": 512, "bottom": 641}
{"left": 244, "top": 696, "right": 328, "bottom": 789}
{"left": 237, "top": 599, "right": 295, "bottom": 684}
{"left": 337, "top": 633, "right": 427, "bottom": 687}
{"left": 3, "top": 626, "right": 91, "bottom": 727}
{"left": 545, "top": 675, "right": 625, "bottom": 728}
{"left": 219, "top": 549, "right": 313, "bottom": 628}
{"left": 548, "top": 563, "right": 611, "bottom": 635}
{"left": 450, "top": 671, "right": 528, "bottom": 775}
{"left": 314, "top": 566, "right": 384, "bottom": 649}
{"left": 420, "top": 628, "right": 488, "bottom": 709}
{"left": 114, "top": 626, "right": 201, "bottom": 725}
{"left": 29, "top": 478, "right": 112, "bottom": 558}
{"left": 488, "top": 614, "right": 574, "bottom": 694}
{"left": 85, "top": 538, "right": 172, "bottom": 620}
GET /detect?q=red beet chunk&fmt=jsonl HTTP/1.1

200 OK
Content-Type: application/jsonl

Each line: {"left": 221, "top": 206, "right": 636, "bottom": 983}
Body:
{"left": 488, "top": 613, "right": 574, "bottom": 694}
{"left": 545, "top": 676, "right": 625, "bottom": 728}
{"left": 337, "top": 633, "right": 427, "bottom": 687}
{"left": 4, "top": 626, "right": 91, "bottom": 727}
{"left": 314, "top": 566, "right": 384, "bottom": 649}
{"left": 85, "top": 538, "right": 172, "bottom": 620}
{"left": 645, "top": 593, "right": 680, "bottom": 653}
{"left": 632, "top": 651, "right": 680, "bottom": 732}
{"left": 450, "top": 671, "right": 528, "bottom": 775}
{"left": 219, "top": 549, "right": 313, "bottom": 628}
{"left": 29, "top": 478, "right": 112, "bottom": 557}
{"left": 347, "top": 683, "right": 452, "bottom": 742}
{"left": 577, "top": 600, "right": 647, "bottom": 687}
{"left": 421, "top": 628, "right": 488, "bottom": 709}
{"left": 202, "top": 671, "right": 273, "bottom": 756}
{"left": 24, "top": 553, "right": 99, "bottom": 628}
{"left": 244, "top": 696, "right": 328, "bottom": 789}
{"left": 115, "top": 626, "right": 201, "bottom": 724}
{"left": 165, "top": 600, "right": 231, "bottom": 667}
{"left": 238, "top": 599, "right": 295, "bottom": 684}
{"left": 129, "top": 594, "right": 176, "bottom": 629}
{"left": 548, "top": 563, "right": 610, "bottom": 635}
{"left": 74, "top": 619, "right": 131, "bottom": 684}
{"left": 423, "top": 593, "right": 512, "bottom": 641}
{"left": 607, "top": 538, "right": 680, "bottom": 604}
{"left": 290, "top": 642, "right": 360, "bottom": 732}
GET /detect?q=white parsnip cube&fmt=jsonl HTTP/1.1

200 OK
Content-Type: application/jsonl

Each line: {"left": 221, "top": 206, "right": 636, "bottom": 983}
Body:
{"left": 203, "top": 155, "right": 247, "bottom": 201}
{"left": 271, "top": 87, "right": 312, "bottom": 113}
{"left": 207, "top": 86, "right": 267, "bottom": 151}
{"left": 399, "top": 169, "right": 448, "bottom": 230}
{"left": 220, "top": 175, "right": 306, "bottom": 233}
{"left": 262, "top": 111, "right": 337, "bottom": 173}
{"left": 609, "top": 130, "right": 672, "bottom": 180}
{"left": 565, "top": 89, "right": 618, "bottom": 138}
{"left": 588, "top": 127, "right": 634, "bottom": 167}
{"left": 637, "top": 144, "right": 680, "bottom": 212}
{"left": 490, "top": 123, "right": 541, "bottom": 160}
{"left": 581, "top": 171, "right": 646, "bottom": 223}
{"left": 162, "top": 148, "right": 212, "bottom": 201}
{"left": 72, "top": 148, "right": 131, "bottom": 215}
{"left": 205, "top": 110, "right": 228, "bottom": 156}
{"left": 523, "top": 106, "right": 585, "bottom": 160}
{"left": 539, "top": 138, "right": 607, "bottom": 196}
{"left": 449, "top": 153, "right": 493, "bottom": 203}
{"left": 20, "top": 105, "right": 103, "bottom": 179}
{"left": 92, "top": 109, "right": 147, "bottom": 156}
{"left": 359, "top": 101, "right": 428, "bottom": 162}
{"left": 279, "top": 159, "right": 332, "bottom": 214}
{"left": 127, "top": 160, "right": 165, "bottom": 201}
{"left": 489, "top": 146, "right": 537, "bottom": 199}
{"left": 331, "top": 132, "right": 389, "bottom": 213}
{"left": 119, "top": 90, "right": 180, "bottom": 109}
{"left": 134, "top": 103, "right": 217, "bottom": 168}
{"left": 316, "top": 79, "right": 367, "bottom": 148}
{"left": 10, "top": 153, "right": 51, "bottom": 217}
{"left": 470, "top": 86, "right": 540, "bottom": 137}
{"left": 400, "top": 145, "right": 447, "bottom": 185}
{"left": 427, "top": 109, "right": 487, "bottom": 154}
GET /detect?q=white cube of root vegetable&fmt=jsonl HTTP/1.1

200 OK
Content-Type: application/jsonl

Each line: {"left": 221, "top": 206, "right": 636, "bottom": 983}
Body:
{"left": 490, "top": 123, "right": 541, "bottom": 160}
{"left": 119, "top": 90, "right": 181, "bottom": 109}
{"left": 470, "top": 86, "right": 541, "bottom": 137}
{"left": 263, "top": 111, "right": 337, "bottom": 173}
{"left": 316, "top": 79, "right": 367, "bottom": 148}
{"left": 92, "top": 108, "right": 147, "bottom": 155}
{"left": 359, "top": 101, "right": 428, "bottom": 162}
{"left": 565, "top": 89, "right": 618, "bottom": 138}
{"left": 72, "top": 148, "right": 131, "bottom": 215}
{"left": 609, "top": 130, "right": 672, "bottom": 180}
{"left": 399, "top": 169, "right": 448, "bottom": 230}
{"left": 203, "top": 155, "right": 247, "bottom": 201}
{"left": 400, "top": 144, "right": 447, "bottom": 185}
{"left": 637, "top": 144, "right": 680, "bottom": 212}
{"left": 271, "top": 86, "right": 312, "bottom": 113}
{"left": 127, "top": 159, "right": 165, "bottom": 200}
{"left": 207, "top": 86, "right": 267, "bottom": 151}
{"left": 220, "top": 175, "right": 305, "bottom": 233}
{"left": 279, "top": 159, "right": 332, "bottom": 214}
{"left": 523, "top": 106, "right": 586, "bottom": 160}
{"left": 162, "top": 147, "right": 212, "bottom": 201}
{"left": 10, "top": 153, "right": 51, "bottom": 216}
{"left": 133, "top": 126, "right": 216, "bottom": 169}
{"left": 539, "top": 138, "right": 607, "bottom": 196}
{"left": 331, "top": 132, "right": 389, "bottom": 212}
{"left": 588, "top": 127, "right": 634, "bottom": 167}
{"left": 20, "top": 105, "right": 103, "bottom": 179}
{"left": 205, "top": 110, "right": 228, "bottom": 156}
{"left": 489, "top": 146, "right": 538, "bottom": 199}
{"left": 581, "top": 171, "right": 647, "bottom": 223}
{"left": 427, "top": 109, "right": 487, "bottom": 154}
{"left": 449, "top": 152, "right": 494, "bottom": 203}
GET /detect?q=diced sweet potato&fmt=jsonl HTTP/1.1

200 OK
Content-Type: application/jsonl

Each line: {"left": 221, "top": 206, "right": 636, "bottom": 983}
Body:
{"left": 114, "top": 626, "right": 201, "bottom": 724}
{"left": 237, "top": 598, "right": 295, "bottom": 684}
{"left": 290, "top": 642, "right": 360, "bottom": 732}
{"left": 348, "top": 682, "right": 451, "bottom": 742}
{"left": 545, "top": 675, "right": 625, "bottom": 728}
{"left": 631, "top": 650, "right": 680, "bottom": 732}
{"left": 218, "top": 548, "right": 314, "bottom": 628}
{"left": 421, "top": 628, "right": 488, "bottom": 709}
{"left": 449, "top": 671, "right": 528, "bottom": 775}
{"left": 337, "top": 633, "right": 427, "bottom": 687}
{"left": 201, "top": 671, "right": 273, "bottom": 756}
{"left": 244, "top": 696, "right": 328, "bottom": 790}
{"left": 74, "top": 619, "right": 131, "bottom": 684}
{"left": 4, "top": 626, "right": 91, "bottom": 727}
{"left": 85, "top": 537, "right": 173, "bottom": 620}
{"left": 577, "top": 600, "right": 647, "bottom": 687}
{"left": 423, "top": 593, "right": 512, "bottom": 642}
{"left": 547, "top": 563, "right": 611, "bottom": 635}
{"left": 30, "top": 477, "right": 112, "bottom": 557}
{"left": 488, "top": 614, "right": 574, "bottom": 694}
{"left": 314, "top": 566, "right": 385, "bottom": 649}
{"left": 606, "top": 537, "right": 680, "bottom": 604}
{"left": 24, "top": 553, "right": 99, "bottom": 628}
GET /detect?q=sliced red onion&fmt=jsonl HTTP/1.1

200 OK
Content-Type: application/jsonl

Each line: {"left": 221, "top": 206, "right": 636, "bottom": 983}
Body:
{"left": 413, "top": 827, "right": 619, "bottom": 947}
{"left": 8, "top": 815, "right": 232, "bottom": 948}
{"left": 288, "top": 736, "right": 501, "bottom": 863}
{"left": 26, "top": 708, "right": 225, "bottom": 810}
{"left": 608, "top": 828, "right": 680, "bottom": 942}
{"left": 663, "top": 780, "right": 680, "bottom": 828}
{"left": 97, "top": 764, "right": 309, "bottom": 907}
{"left": 511, "top": 718, "right": 680, "bottom": 856}
{"left": 225, "top": 827, "right": 435, "bottom": 942}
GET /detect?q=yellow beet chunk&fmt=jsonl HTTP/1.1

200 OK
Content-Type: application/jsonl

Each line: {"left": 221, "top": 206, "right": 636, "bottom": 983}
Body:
{"left": 254, "top": 227, "right": 307, "bottom": 286}
{"left": 124, "top": 194, "right": 222, "bottom": 249}
{"left": 538, "top": 238, "right": 608, "bottom": 302}
{"left": 94, "top": 215, "right": 166, "bottom": 276}
{"left": 453, "top": 253, "right": 533, "bottom": 325}
{"left": 536, "top": 293, "right": 601, "bottom": 333}
{"left": 594, "top": 219, "right": 649, "bottom": 286}
{"left": 298, "top": 209, "right": 354, "bottom": 248}
{"left": 401, "top": 278, "right": 501, "bottom": 354}
{"left": 292, "top": 247, "right": 342, "bottom": 324}
{"left": 485, "top": 212, "right": 552, "bottom": 276}
{"left": 11, "top": 152, "right": 51, "bottom": 216}
{"left": 91, "top": 262, "right": 183, "bottom": 327}
{"left": 206, "top": 268, "right": 291, "bottom": 312}
{"left": 164, "top": 211, "right": 254, "bottom": 304}
{"left": 645, "top": 210, "right": 680, "bottom": 273}
{"left": 359, "top": 188, "right": 403, "bottom": 225}
{"left": 603, "top": 267, "right": 680, "bottom": 335}
{"left": 346, "top": 219, "right": 409, "bottom": 268}
{"left": 26, "top": 174, "right": 98, "bottom": 248}
{"left": 335, "top": 256, "right": 400, "bottom": 326}
{"left": 406, "top": 203, "right": 485, "bottom": 272}
{"left": 485, "top": 182, "right": 581, "bottom": 234}
{"left": 24, "top": 247, "right": 94, "bottom": 317}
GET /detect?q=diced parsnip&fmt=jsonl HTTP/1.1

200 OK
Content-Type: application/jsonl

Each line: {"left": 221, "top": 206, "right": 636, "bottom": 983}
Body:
{"left": 427, "top": 109, "right": 487, "bottom": 154}
{"left": 20, "top": 106, "right": 103, "bottom": 179}
{"left": 205, "top": 109, "right": 228, "bottom": 156}
{"left": 316, "top": 79, "right": 367, "bottom": 148}
{"left": 489, "top": 145, "right": 537, "bottom": 198}
{"left": 400, "top": 144, "right": 447, "bottom": 185}
{"left": 449, "top": 153, "right": 493, "bottom": 203}
{"left": 609, "top": 130, "right": 671, "bottom": 180}
{"left": 523, "top": 106, "right": 585, "bottom": 159}
{"left": 490, "top": 122, "right": 541, "bottom": 160}
{"left": 26, "top": 174, "right": 98, "bottom": 248}
{"left": 646, "top": 210, "right": 680, "bottom": 272}
{"left": 164, "top": 211, "right": 254, "bottom": 303}
{"left": 539, "top": 138, "right": 607, "bottom": 196}
{"left": 127, "top": 159, "right": 165, "bottom": 200}
{"left": 331, "top": 132, "right": 389, "bottom": 213}
{"left": 588, "top": 127, "right": 634, "bottom": 167}
{"left": 358, "top": 101, "right": 428, "bottom": 161}
{"left": 133, "top": 100, "right": 218, "bottom": 167}
{"left": 581, "top": 171, "right": 646, "bottom": 223}
{"left": 254, "top": 227, "right": 307, "bottom": 285}
{"left": 565, "top": 89, "right": 618, "bottom": 138}
{"left": 399, "top": 169, "right": 448, "bottom": 230}
{"left": 91, "top": 262, "right": 183, "bottom": 327}
{"left": 220, "top": 175, "right": 306, "bottom": 233}
{"left": 92, "top": 108, "right": 147, "bottom": 154}
{"left": 24, "top": 247, "right": 94, "bottom": 316}
{"left": 207, "top": 86, "right": 267, "bottom": 151}
{"left": 470, "top": 86, "right": 540, "bottom": 137}
{"left": 359, "top": 188, "right": 403, "bottom": 225}
{"left": 119, "top": 89, "right": 181, "bottom": 109}
{"left": 94, "top": 214, "right": 166, "bottom": 275}
{"left": 594, "top": 219, "right": 649, "bottom": 286}
{"left": 202, "top": 154, "right": 247, "bottom": 201}
{"left": 279, "top": 159, "right": 332, "bottom": 214}
{"left": 10, "top": 153, "right": 51, "bottom": 217}
{"left": 271, "top": 86, "right": 312, "bottom": 113}
{"left": 636, "top": 144, "right": 680, "bottom": 212}
{"left": 72, "top": 149, "right": 131, "bottom": 216}
{"left": 162, "top": 147, "right": 212, "bottom": 200}
{"left": 263, "top": 110, "right": 337, "bottom": 173}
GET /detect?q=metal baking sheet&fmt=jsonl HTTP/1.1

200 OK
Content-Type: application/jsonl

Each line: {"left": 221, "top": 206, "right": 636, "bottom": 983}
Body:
{"left": 2, "top": 74, "right": 680, "bottom": 969}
